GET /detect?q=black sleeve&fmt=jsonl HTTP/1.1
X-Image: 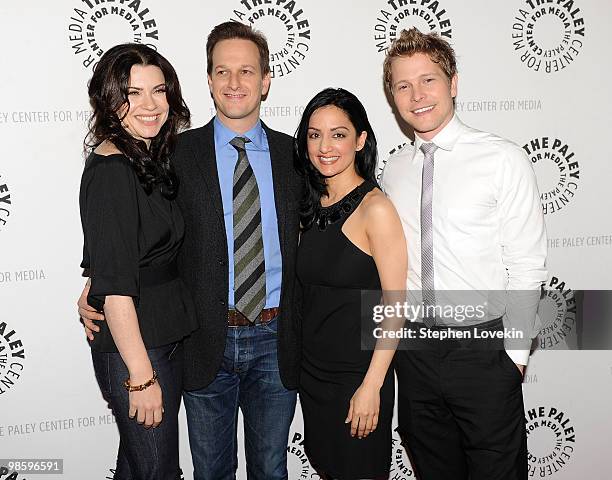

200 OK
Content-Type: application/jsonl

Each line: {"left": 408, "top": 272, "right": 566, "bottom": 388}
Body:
{"left": 81, "top": 156, "right": 140, "bottom": 311}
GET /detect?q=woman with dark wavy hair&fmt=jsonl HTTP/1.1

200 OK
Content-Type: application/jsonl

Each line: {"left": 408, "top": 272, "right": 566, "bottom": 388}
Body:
{"left": 78, "top": 43, "right": 198, "bottom": 479}
{"left": 295, "top": 88, "right": 407, "bottom": 479}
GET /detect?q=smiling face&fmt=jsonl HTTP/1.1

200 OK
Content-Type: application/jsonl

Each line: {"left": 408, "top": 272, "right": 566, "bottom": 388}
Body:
{"left": 307, "top": 105, "right": 367, "bottom": 179}
{"left": 390, "top": 52, "right": 457, "bottom": 141}
{"left": 208, "top": 38, "right": 271, "bottom": 133}
{"left": 118, "top": 64, "right": 169, "bottom": 146}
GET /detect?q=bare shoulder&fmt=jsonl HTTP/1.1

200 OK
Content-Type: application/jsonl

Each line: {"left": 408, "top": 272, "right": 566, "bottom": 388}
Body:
{"left": 93, "top": 140, "right": 122, "bottom": 156}
{"left": 361, "top": 187, "right": 398, "bottom": 220}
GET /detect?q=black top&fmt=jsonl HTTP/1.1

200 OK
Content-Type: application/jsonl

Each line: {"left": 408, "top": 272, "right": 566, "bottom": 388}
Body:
{"left": 173, "top": 120, "right": 303, "bottom": 390}
{"left": 298, "top": 180, "right": 382, "bottom": 377}
{"left": 79, "top": 152, "right": 198, "bottom": 352}
{"left": 297, "top": 180, "right": 393, "bottom": 479}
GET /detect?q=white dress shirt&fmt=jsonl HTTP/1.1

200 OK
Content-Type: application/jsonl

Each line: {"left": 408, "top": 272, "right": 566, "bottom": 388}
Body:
{"left": 381, "top": 114, "right": 547, "bottom": 365}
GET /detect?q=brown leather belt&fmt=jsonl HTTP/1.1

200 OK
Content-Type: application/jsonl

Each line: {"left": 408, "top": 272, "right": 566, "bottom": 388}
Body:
{"left": 227, "top": 307, "right": 279, "bottom": 327}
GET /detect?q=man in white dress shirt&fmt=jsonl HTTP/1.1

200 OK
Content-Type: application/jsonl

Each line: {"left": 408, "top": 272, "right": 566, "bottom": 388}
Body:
{"left": 380, "top": 28, "right": 547, "bottom": 480}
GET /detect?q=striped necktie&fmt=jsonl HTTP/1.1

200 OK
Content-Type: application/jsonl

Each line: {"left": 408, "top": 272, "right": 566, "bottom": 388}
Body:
{"left": 230, "top": 136, "right": 266, "bottom": 323}
{"left": 420, "top": 142, "right": 438, "bottom": 328}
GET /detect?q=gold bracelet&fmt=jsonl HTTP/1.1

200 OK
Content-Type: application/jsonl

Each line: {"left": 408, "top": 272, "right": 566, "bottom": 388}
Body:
{"left": 124, "top": 370, "right": 157, "bottom": 392}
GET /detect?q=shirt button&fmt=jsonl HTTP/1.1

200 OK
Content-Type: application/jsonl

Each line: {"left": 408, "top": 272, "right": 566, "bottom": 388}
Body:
{"left": 219, "top": 299, "right": 226, "bottom": 306}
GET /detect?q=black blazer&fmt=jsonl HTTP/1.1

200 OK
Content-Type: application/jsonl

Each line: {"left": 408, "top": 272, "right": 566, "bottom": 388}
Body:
{"left": 173, "top": 119, "right": 303, "bottom": 391}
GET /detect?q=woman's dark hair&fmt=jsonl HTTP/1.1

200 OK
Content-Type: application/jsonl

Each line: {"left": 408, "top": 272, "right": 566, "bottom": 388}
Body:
{"left": 294, "top": 88, "right": 378, "bottom": 230}
{"left": 85, "top": 43, "right": 190, "bottom": 198}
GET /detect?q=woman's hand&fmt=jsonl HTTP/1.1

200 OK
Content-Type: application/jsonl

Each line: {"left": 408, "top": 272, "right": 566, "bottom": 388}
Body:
{"left": 102, "top": 295, "right": 162, "bottom": 429}
{"left": 345, "top": 382, "right": 380, "bottom": 439}
{"left": 128, "top": 376, "right": 164, "bottom": 429}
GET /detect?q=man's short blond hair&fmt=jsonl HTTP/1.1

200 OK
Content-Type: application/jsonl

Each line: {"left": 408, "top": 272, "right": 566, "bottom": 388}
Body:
{"left": 383, "top": 28, "right": 457, "bottom": 92}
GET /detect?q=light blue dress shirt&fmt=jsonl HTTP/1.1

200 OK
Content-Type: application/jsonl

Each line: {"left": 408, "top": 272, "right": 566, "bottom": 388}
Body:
{"left": 213, "top": 116, "right": 282, "bottom": 308}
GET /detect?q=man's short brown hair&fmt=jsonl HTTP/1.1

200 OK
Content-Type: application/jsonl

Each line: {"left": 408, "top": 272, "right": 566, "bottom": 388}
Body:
{"left": 206, "top": 21, "right": 270, "bottom": 75}
{"left": 383, "top": 28, "right": 457, "bottom": 92}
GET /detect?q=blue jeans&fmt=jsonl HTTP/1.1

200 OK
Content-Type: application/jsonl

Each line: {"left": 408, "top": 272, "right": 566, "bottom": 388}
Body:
{"left": 91, "top": 342, "right": 183, "bottom": 480}
{"left": 183, "top": 317, "right": 297, "bottom": 480}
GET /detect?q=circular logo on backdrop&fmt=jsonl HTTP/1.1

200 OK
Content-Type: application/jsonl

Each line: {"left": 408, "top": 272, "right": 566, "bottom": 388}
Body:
{"left": 376, "top": 141, "right": 410, "bottom": 181}
{"left": 0, "top": 321, "right": 26, "bottom": 397}
{"left": 525, "top": 406, "right": 576, "bottom": 477}
{"left": 67, "top": 0, "right": 159, "bottom": 71}
{"left": 390, "top": 433, "right": 416, "bottom": 479}
{"left": 522, "top": 137, "right": 580, "bottom": 215}
{"left": 389, "top": 142, "right": 409, "bottom": 157}
{"left": 286, "top": 430, "right": 320, "bottom": 478}
{"left": 511, "top": 0, "right": 585, "bottom": 73}
{"left": 229, "top": 1, "right": 312, "bottom": 78}
{"left": 0, "top": 175, "right": 11, "bottom": 232}
{"left": 372, "top": 0, "right": 453, "bottom": 54}
{"left": 536, "top": 276, "right": 577, "bottom": 350}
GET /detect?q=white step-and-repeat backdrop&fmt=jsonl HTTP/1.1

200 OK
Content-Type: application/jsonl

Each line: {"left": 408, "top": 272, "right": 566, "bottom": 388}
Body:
{"left": 1, "top": 1, "right": 611, "bottom": 479}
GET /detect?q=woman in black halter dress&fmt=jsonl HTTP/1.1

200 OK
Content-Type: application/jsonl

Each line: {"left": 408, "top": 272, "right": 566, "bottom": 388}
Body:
{"left": 294, "top": 88, "right": 408, "bottom": 479}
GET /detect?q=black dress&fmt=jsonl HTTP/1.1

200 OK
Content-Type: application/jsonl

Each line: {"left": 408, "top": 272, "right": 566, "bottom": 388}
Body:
{"left": 79, "top": 152, "right": 198, "bottom": 351}
{"left": 297, "top": 181, "right": 394, "bottom": 479}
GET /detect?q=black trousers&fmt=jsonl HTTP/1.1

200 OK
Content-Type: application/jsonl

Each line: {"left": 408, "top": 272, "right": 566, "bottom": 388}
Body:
{"left": 395, "top": 319, "right": 527, "bottom": 480}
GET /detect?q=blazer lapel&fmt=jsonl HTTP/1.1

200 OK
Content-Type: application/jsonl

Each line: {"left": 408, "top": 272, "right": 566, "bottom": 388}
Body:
{"left": 193, "top": 120, "right": 291, "bottom": 247}
{"left": 192, "top": 119, "right": 224, "bottom": 223}
{"left": 264, "top": 123, "right": 290, "bottom": 250}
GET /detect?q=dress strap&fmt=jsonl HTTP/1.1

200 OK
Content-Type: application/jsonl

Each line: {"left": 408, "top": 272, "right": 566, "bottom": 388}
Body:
{"left": 314, "top": 180, "right": 377, "bottom": 231}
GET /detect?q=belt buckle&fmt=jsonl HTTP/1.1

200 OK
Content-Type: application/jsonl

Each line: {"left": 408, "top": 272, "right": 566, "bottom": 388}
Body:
{"left": 228, "top": 307, "right": 278, "bottom": 327}
{"left": 227, "top": 309, "right": 251, "bottom": 328}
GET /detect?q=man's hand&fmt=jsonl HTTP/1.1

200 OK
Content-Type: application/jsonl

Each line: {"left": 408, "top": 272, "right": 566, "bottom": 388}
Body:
{"left": 515, "top": 363, "right": 525, "bottom": 377}
{"left": 78, "top": 280, "right": 105, "bottom": 340}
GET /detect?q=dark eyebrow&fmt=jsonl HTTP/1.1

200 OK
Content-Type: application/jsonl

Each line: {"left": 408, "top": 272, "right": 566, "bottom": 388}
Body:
{"left": 307, "top": 126, "right": 350, "bottom": 131}
{"left": 127, "top": 83, "right": 166, "bottom": 90}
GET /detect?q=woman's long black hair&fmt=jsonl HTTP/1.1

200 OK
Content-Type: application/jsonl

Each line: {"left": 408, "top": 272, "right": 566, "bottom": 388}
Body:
{"left": 85, "top": 43, "right": 190, "bottom": 199}
{"left": 294, "top": 88, "right": 378, "bottom": 230}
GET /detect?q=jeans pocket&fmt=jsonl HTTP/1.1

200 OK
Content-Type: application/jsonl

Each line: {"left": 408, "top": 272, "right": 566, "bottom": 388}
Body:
{"left": 259, "top": 317, "right": 278, "bottom": 335}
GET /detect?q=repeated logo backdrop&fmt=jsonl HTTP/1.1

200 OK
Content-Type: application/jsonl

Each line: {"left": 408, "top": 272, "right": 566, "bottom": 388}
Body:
{"left": 68, "top": 0, "right": 160, "bottom": 70}
{"left": 525, "top": 406, "right": 577, "bottom": 477}
{"left": 229, "top": 0, "right": 312, "bottom": 78}
{"left": 0, "top": 1, "right": 610, "bottom": 479}
{"left": 372, "top": 0, "right": 453, "bottom": 53}
{"left": 537, "top": 276, "right": 578, "bottom": 350}
{"left": 523, "top": 137, "right": 580, "bottom": 215}
{"left": 511, "top": 0, "right": 585, "bottom": 73}
{"left": 0, "top": 175, "right": 11, "bottom": 231}
{"left": 0, "top": 321, "right": 25, "bottom": 397}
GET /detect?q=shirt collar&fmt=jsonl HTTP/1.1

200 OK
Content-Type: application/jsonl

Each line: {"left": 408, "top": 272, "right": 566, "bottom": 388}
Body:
{"left": 413, "top": 113, "right": 465, "bottom": 155}
{"left": 214, "top": 116, "right": 266, "bottom": 150}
